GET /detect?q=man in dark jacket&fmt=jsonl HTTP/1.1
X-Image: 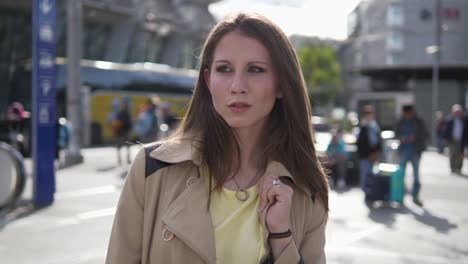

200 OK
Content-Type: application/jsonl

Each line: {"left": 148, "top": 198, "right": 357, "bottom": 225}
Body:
{"left": 395, "top": 105, "right": 428, "bottom": 206}
{"left": 443, "top": 104, "right": 465, "bottom": 174}
{"left": 356, "top": 105, "right": 381, "bottom": 191}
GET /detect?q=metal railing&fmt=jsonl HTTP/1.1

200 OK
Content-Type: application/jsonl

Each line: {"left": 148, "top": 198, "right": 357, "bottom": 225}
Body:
{"left": 0, "top": 142, "right": 26, "bottom": 210}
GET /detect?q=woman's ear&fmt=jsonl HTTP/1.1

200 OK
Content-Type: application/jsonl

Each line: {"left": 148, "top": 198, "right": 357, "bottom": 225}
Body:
{"left": 204, "top": 68, "right": 210, "bottom": 90}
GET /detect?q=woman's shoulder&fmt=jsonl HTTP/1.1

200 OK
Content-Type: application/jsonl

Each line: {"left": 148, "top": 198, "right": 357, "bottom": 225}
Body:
{"left": 145, "top": 134, "right": 202, "bottom": 166}
{"left": 128, "top": 143, "right": 199, "bottom": 196}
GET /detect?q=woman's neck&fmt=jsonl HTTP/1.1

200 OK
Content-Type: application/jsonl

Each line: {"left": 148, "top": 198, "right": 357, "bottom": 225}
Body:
{"left": 232, "top": 125, "right": 264, "bottom": 182}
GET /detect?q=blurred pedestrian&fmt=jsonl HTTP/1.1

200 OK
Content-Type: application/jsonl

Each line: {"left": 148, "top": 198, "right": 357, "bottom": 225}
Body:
{"left": 159, "top": 102, "right": 177, "bottom": 138}
{"left": 435, "top": 111, "right": 446, "bottom": 154}
{"left": 56, "top": 117, "right": 70, "bottom": 159}
{"left": 6, "top": 101, "right": 27, "bottom": 152}
{"left": 356, "top": 105, "right": 381, "bottom": 191}
{"left": 6, "top": 101, "right": 25, "bottom": 131}
{"left": 112, "top": 99, "right": 132, "bottom": 165}
{"left": 326, "top": 129, "right": 347, "bottom": 189}
{"left": 107, "top": 12, "right": 328, "bottom": 264}
{"left": 133, "top": 98, "right": 158, "bottom": 143}
{"left": 443, "top": 104, "right": 465, "bottom": 174}
{"left": 395, "top": 105, "right": 427, "bottom": 206}
{"left": 107, "top": 98, "right": 120, "bottom": 126}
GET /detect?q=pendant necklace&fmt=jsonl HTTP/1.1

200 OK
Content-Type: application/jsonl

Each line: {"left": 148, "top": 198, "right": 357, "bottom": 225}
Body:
{"left": 233, "top": 177, "right": 249, "bottom": 202}
{"left": 231, "top": 173, "right": 259, "bottom": 202}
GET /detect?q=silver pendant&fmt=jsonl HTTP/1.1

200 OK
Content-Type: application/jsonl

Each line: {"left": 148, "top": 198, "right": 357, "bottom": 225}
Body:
{"left": 235, "top": 189, "right": 249, "bottom": 202}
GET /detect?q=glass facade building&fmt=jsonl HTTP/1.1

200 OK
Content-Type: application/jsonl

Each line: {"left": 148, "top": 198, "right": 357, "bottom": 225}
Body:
{"left": 0, "top": 0, "right": 217, "bottom": 117}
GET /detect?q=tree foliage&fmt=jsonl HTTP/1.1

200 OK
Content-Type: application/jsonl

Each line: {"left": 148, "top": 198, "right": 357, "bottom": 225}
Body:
{"left": 297, "top": 45, "right": 341, "bottom": 106}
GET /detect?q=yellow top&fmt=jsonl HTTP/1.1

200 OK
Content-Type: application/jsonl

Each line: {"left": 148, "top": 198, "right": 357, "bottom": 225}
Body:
{"left": 210, "top": 185, "right": 266, "bottom": 264}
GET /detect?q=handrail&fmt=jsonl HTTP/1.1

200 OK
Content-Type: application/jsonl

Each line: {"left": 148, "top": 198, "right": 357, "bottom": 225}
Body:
{"left": 0, "top": 142, "right": 26, "bottom": 210}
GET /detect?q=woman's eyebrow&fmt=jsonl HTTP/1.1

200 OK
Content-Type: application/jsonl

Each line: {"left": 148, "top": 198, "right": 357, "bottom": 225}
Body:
{"left": 214, "top": 59, "right": 270, "bottom": 65}
{"left": 213, "top": 59, "right": 230, "bottom": 64}
{"left": 248, "top": 61, "right": 270, "bottom": 66}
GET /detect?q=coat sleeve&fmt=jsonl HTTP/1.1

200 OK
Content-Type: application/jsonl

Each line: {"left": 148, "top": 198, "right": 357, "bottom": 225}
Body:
{"left": 106, "top": 147, "right": 146, "bottom": 264}
{"left": 273, "top": 198, "right": 328, "bottom": 264}
{"left": 298, "top": 198, "right": 327, "bottom": 264}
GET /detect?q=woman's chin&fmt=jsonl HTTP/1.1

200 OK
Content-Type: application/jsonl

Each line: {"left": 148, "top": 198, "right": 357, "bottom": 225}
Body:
{"left": 224, "top": 117, "right": 267, "bottom": 131}
{"left": 224, "top": 119, "right": 253, "bottom": 130}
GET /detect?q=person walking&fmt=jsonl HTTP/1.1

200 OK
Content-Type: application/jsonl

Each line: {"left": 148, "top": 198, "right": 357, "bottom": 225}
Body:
{"left": 6, "top": 101, "right": 27, "bottom": 152}
{"left": 326, "top": 129, "right": 347, "bottom": 189}
{"left": 106, "top": 12, "right": 329, "bottom": 264}
{"left": 159, "top": 102, "right": 177, "bottom": 138}
{"left": 395, "top": 105, "right": 427, "bottom": 206}
{"left": 134, "top": 98, "right": 158, "bottom": 143}
{"left": 356, "top": 105, "right": 381, "bottom": 191}
{"left": 112, "top": 99, "right": 132, "bottom": 165}
{"left": 443, "top": 104, "right": 466, "bottom": 174}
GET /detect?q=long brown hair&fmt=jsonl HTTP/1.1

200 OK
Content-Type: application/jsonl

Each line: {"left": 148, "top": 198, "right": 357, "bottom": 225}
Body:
{"left": 175, "top": 12, "right": 329, "bottom": 211}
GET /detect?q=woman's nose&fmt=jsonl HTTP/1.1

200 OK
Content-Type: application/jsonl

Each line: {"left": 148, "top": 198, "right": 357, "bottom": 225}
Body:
{"left": 229, "top": 72, "right": 247, "bottom": 94}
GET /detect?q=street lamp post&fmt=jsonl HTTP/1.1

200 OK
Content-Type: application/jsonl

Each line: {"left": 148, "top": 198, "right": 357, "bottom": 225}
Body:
{"left": 63, "top": 0, "right": 83, "bottom": 165}
{"left": 431, "top": 0, "right": 441, "bottom": 147}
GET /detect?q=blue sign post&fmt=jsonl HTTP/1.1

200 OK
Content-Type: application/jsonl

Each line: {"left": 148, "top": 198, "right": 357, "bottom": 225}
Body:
{"left": 32, "top": 0, "right": 57, "bottom": 207}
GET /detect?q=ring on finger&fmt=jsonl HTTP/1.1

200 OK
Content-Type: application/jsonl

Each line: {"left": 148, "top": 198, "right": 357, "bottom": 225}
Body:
{"left": 272, "top": 178, "right": 281, "bottom": 186}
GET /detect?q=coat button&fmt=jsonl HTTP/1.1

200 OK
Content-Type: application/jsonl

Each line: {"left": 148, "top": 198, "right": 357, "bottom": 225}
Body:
{"left": 162, "top": 228, "right": 174, "bottom": 241}
{"left": 186, "top": 176, "right": 198, "bottom": 187}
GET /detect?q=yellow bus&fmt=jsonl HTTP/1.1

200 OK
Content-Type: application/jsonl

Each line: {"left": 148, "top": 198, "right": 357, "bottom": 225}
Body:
{"left": 6, "top": 58, "right": 197, "bottom": 146}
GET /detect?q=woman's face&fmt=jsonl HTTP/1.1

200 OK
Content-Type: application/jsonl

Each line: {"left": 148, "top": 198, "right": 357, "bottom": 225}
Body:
{"left": 205, "top": 31, "right": 280, "bottom": 131}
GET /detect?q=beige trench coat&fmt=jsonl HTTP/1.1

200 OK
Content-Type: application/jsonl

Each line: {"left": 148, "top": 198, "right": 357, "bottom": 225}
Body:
{"left": 106, "top": 136, "right": 327, "bottom": 264}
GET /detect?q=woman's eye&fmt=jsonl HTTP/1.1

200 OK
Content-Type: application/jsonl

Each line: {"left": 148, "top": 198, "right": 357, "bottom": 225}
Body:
{"left": 248, "top": 66, "right": 265, "bottom": 73}
{"left": 215, "top": 65, "right": 232, "bottom": 73}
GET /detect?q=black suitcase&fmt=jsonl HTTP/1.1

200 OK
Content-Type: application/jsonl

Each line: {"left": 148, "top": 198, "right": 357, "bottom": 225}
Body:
{"left": 364, "top": 171, "right": 390, "bottom": 202}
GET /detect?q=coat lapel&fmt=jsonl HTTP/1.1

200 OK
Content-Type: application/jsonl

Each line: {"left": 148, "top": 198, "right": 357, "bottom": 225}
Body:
{"left": 161, "top": 175, "right": 216, "bottom": 264}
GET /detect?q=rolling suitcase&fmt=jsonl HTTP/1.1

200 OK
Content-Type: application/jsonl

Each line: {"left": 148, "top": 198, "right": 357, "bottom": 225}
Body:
{"left": 364, "top": 167, "right": 390, "bottom": 202}
{"left": 365, "top": 163, "right": 404, "bottom": 204}
{"left": 389, "top": 165, "right": 404, "bottom": 203}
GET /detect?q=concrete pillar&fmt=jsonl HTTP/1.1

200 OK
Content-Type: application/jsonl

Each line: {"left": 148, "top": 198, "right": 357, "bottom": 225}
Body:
{"left": 64, "top": 0, "right": 83, "bottom": 165}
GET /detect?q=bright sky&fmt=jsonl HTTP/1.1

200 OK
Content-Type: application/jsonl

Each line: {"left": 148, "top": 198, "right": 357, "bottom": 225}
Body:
{"left": 209, "top": 0, "right": 362, "bottom": 40}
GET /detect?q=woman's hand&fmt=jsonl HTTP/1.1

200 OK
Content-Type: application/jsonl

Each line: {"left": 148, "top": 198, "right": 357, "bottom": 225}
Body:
{"left": 257, "top": 175, "right": 294, "bottom": 233}
{"left": 258, "top": 175, "right": 295, "bottom": 259}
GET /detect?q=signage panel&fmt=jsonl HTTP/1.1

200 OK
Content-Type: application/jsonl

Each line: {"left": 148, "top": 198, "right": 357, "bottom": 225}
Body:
{"left": 32, "top": 0, "right": 57, "bottom": 207}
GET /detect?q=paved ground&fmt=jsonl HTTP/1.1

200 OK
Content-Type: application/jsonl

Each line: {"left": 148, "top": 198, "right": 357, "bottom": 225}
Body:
{"left": 0, "top": 146, "right": 467, "bottom": 264}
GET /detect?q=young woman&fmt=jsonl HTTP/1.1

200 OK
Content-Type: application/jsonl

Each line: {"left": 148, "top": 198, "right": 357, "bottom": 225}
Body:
{"left": 106, "top": 12, "right": 329, "bottom": 264}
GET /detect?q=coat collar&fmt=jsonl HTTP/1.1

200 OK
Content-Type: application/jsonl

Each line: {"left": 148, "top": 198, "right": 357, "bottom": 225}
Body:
{"left": 150, "top": 134, "right": 310, "bottom": 196}
{"left": 149, "top": 134, "right": 203, "bottom": 166}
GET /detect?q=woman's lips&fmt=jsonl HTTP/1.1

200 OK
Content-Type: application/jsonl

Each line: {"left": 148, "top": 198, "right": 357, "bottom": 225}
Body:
{"left": 228, "top": 102, "right": 251, "bottom": 113}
